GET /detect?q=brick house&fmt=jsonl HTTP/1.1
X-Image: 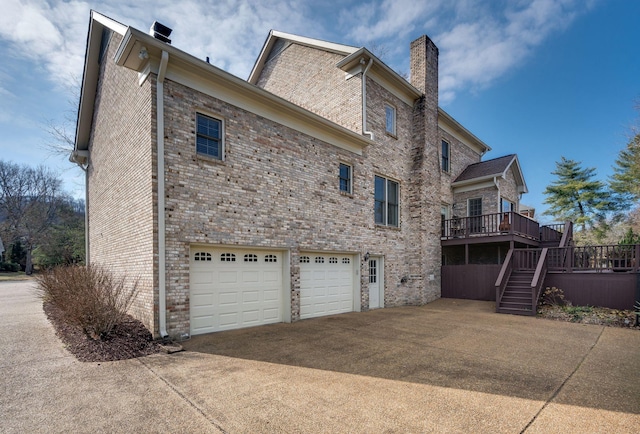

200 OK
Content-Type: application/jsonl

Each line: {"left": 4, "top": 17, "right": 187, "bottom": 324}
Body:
{"left": 72, "top": 12, "right": 532, "bottom": 338}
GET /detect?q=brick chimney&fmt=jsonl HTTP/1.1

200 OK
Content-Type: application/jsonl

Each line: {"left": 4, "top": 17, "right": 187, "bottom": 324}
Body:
{"left": 410, "top": 35, "right": 438, "bottom": 108}
{"left": 407, "top": 35, "right": 441, "bottom": 305}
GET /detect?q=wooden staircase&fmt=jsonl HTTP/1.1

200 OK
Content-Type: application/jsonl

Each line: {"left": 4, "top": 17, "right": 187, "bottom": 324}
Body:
{"left": 496, "top": 270, "right": 536, "bottom": 316}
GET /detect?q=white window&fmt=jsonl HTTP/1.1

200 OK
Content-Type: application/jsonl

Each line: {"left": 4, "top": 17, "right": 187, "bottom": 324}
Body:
{"left": 196, "top": 113, "right": 223, "bottom": 159}
{"left": 385, "top": 104, "right": 396, "bottom": 135}
{"left": 501, "top": 198, "right": 515, "bottom": 213}
{"left": 339, "top": 163, "right": 352, "bottom": 194}
{"left": 375, "top": 175, "right": 399, "bottom": 227}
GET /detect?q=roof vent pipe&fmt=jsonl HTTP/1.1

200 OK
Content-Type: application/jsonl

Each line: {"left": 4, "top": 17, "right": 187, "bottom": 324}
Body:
{"left": 150, "top": 21, "right": 172, "bottom": 44}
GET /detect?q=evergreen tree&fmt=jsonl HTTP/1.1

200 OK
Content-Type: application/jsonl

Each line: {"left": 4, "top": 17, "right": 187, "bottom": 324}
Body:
{"left": 543, "top": 157, "right": 613, "bottom": 232}
{"left": 609, "top": 132, "right": 640, "bottom": 208}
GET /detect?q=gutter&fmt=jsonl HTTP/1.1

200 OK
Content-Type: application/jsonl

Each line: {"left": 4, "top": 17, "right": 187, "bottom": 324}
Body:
{"left": 157, "top": 50, "right": 169, "bottom": 338}
{"left": 360, "top": 57, "right": 374, "bottom": 140}
{"left": 69, "top": 151, "right": 90, "bottom": 264}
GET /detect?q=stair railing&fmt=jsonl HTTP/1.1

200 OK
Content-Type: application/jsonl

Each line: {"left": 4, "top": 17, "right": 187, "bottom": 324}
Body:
{"left": 495, "top": 248, "right": 514, "bottom": 311}
{"left": 531, "top": 248, "right": 549, "bottom": 311}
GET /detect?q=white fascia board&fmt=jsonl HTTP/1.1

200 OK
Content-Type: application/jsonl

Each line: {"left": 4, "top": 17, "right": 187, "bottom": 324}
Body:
{"left": 510, "top": 155, "right": 529, "bottom": 194}
{"left": 438, "top": 108, "right": 491, "bottom": 156}
{"left": 270, "top": 30, "right": 358, "bottom": 55}
{"left": 91, "top": 10, "right": 127, "bottom": 35}
{"left": 116, "top": 28, "right": 371, "bottom": 155}
{"left": 452, "top": 179, "right": 496, "bottom": 194}
{"left": 75, "top": 11, "right": 128, "bottom": 152}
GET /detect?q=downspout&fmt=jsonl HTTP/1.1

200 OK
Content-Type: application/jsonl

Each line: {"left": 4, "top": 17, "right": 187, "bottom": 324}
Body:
{"left": 69, "top": 151, "right": 89, "bottom": 264}
{"left": 360, "top": 57, "right": 374, "bottom": 140}
{"left": 494, "top": 176, "right": 500, "bottom": 212}
{"left": 157, "top": 50, "right": 169, "bottom": 338}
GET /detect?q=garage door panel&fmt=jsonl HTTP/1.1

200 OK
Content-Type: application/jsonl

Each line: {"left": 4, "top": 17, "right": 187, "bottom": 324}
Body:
{"left": 300, "top": 253, "right": 354, "bottom": 320}
{"left": 192, "top": 271, "right": 213, "bottom": 284}
{"left": 243, "top": 290, "right": 259, "bottom": 303}
{"left": 219, "top": 271, "right": 239, "bottom": 284}
{"left": 242, "top": 271, "right": 259, "bottom": 283}
{"left": 190, "top": 247, "right": 284, "bottom": 335}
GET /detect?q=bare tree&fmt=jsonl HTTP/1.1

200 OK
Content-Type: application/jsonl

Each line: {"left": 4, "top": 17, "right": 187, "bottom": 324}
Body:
{"left": 42, "top": 74, "right": 81, "bottom": 158}
{"left": 0, "top": 161, "right": 63, "bottom": 274}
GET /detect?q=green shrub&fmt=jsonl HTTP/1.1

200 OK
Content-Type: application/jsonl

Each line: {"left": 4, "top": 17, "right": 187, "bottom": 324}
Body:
{"left": 0, "top": 262, "right": 20, "bottom": 272}
{"left": 34, "top": 265, "right": 139, "bottom": 340}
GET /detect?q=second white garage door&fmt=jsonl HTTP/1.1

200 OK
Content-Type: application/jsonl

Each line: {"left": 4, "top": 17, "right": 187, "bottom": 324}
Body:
{"left": 299, "top": 253, "right": 355, "bottom": 319}
{"left": 190, "top": 247, "right": 283, "bottom": 335}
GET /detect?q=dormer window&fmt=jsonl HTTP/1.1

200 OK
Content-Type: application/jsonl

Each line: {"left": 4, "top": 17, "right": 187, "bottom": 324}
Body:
{"left": 385, "top": 104, "right": 396, "bottom": 136}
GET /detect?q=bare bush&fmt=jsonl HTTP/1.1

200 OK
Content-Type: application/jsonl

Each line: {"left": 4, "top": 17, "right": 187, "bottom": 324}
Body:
{"left": 35, "top": 265, "right": 139, "bottom": 339}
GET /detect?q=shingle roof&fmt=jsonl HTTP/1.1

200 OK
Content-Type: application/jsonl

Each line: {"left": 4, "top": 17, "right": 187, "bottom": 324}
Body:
{"left": 454, "top": 154, "right": 517, "bottom": 183}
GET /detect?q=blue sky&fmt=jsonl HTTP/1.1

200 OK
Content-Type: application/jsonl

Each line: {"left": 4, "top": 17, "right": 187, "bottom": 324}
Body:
{"left": 1, "top": 0, "right": 638, "bottom": 223}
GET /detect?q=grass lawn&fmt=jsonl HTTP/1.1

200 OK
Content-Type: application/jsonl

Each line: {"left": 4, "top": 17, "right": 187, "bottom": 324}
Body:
{"left": 0, "top": 272, "right": 32, "bottom": 282}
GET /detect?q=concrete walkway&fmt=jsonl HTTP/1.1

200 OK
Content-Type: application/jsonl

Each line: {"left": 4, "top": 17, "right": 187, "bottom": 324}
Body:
{"left": 2, "top": 280, "right": 639, "bottom": 433}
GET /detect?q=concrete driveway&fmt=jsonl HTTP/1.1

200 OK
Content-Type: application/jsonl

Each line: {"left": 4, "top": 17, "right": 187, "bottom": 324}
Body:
{"left": 2, "top": 280, "right": 639, "bottom": 433}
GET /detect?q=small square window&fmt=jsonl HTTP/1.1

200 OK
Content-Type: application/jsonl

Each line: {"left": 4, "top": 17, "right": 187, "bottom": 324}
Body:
{"left": 339, "top": 163, "right": 352, "bottom": 194}
{"left": 385, "top": 104, "right": 396, "bottom": 135}
{"left": 441, "top": 140, "right": 450, "bottom": 173}
{"left": 196, "top": 113, "right": 223, "bottom": 159}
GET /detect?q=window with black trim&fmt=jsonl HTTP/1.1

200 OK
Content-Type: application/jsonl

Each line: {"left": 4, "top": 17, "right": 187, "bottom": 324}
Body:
{"left": 220, "top": 253, "right": 236, "bottom": 262}
{"left": 375, "top": 175, "right": 399, "bottom": 227}
{"left": 339, "top": 163, "right": 352, "bottom": 194}
{"left": 244, "top": 254, "right": 258, "bottom": 262}
{"left": 194, "top": 252, "right": 212, "bottom": 261}
{"left": 385, "top": 104, "right": 396, "bottom": 135}
{"left": 441, "top": 140, "right": 450, "bottom": 173}
{"left": 196, "top": 113, "right": 223, "bottom": 159}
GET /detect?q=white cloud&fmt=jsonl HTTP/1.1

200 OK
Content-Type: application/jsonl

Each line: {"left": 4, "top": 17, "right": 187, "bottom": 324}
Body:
{"left": 0, "top": 0, "right": 599, "bottom": 107}
{"left": 435, "top": 0, "right": 596, "bottom": 103}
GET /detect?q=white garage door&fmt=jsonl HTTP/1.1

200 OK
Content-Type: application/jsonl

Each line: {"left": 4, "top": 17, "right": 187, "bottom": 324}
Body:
{"left": 300, "top": 253, "right": 355, "bottom": 319}
{"left": 190, "top": 247, "right": 283, "bottom": 335}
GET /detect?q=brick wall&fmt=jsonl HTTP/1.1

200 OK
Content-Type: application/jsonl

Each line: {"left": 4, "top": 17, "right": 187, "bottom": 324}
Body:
{"left": 439, "top": 129, "right": 483, "bottom": 208}
{"left": 161, "top": 76, "right": 435, "bottom": 336}
{"left": 498, "top": 166, "right": 520, "bottom": 208}
{"left": 256, "top": 43, "right": 362, "bottom": 133}
{"left": 87, "top": 32, "right": 157, "bottom": 333}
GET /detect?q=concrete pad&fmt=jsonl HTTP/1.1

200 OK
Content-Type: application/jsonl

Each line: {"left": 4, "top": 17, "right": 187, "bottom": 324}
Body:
{"left": 0, "top": 281, "right": 221, "bottom": 433}
{"left": 3, "top": 281, "right": 639, "bottom": 433}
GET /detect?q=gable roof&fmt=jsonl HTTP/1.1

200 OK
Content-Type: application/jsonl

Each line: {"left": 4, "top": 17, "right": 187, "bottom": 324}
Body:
{"left": 248, "top": 30, "right": 422, "bottom": 105}
{"left": 73, "top": 12, "right": 372, "bottom": 161}
{"left": 248, "top": 30, "right": 358, "bottom": 83}
{"left": 453, "top": 154, "right": 528, "bottom": 194}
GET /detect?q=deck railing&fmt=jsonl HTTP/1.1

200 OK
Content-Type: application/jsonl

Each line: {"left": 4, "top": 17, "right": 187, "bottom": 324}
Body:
{"left": 546, "top": 244, "right": 639, "bottom": 272}
{"left": 442, "top": 212, "right": 540, "bottom": 240}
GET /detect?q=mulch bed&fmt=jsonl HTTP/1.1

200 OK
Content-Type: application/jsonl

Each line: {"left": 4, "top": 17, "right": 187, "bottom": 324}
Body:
{"left": 43, "top": 302, "right": 161, "bottom": 362}
{"left": 538, "top": 304, "right": 640, "bottom": 329}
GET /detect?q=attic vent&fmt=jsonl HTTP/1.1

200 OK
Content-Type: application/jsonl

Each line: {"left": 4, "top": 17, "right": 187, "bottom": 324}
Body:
{"left": 150, "top": 21, "right": 172, "bottom": 44}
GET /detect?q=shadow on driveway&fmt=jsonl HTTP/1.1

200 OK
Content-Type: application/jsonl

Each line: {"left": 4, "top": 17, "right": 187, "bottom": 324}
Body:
{"left": 182, "top": 298, "right": 640, "bottom": 415}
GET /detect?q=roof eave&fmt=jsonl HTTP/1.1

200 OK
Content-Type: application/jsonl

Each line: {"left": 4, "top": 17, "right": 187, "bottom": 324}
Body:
{"left": 438, "top": 108, "right": 491, "bottom": 155}
{"left": 336, "top": 48, "right": 423, "bottom": 99}
{"left": 115, "top": 27, "right": 372, "bottom": 154}
{"left": 74, "top": 11, "right": 127, "bottom": 153}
